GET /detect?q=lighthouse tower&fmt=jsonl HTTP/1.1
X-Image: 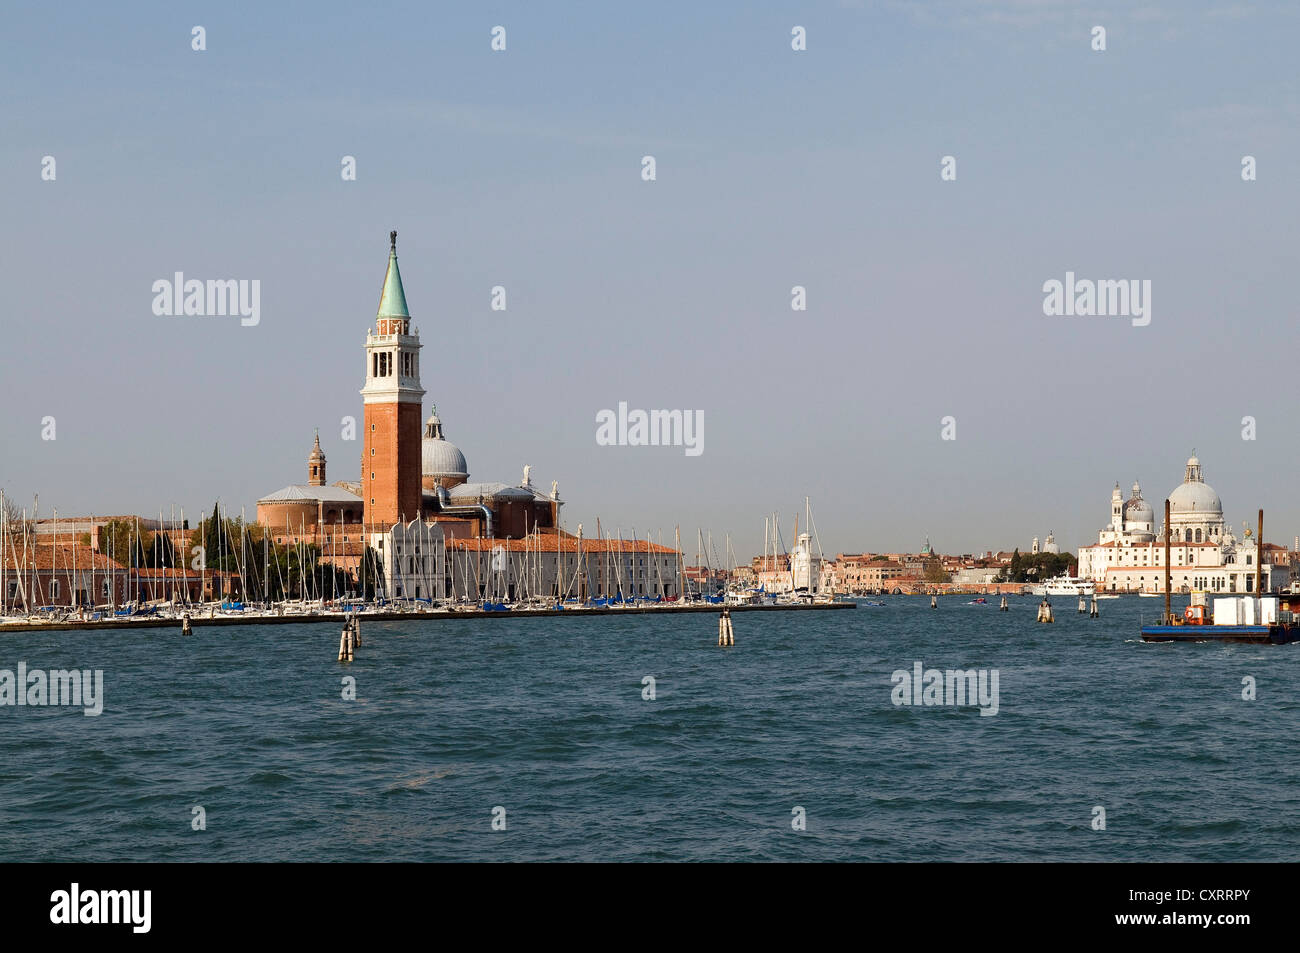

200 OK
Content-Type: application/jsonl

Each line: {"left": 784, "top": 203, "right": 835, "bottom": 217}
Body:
{"left": 361, "top": 231, "right": 425, "bottom": 532}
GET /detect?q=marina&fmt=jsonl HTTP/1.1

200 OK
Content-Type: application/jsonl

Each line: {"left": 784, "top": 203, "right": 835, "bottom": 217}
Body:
{"left": 0, "top": 598, "right": 852, "bottom": 634}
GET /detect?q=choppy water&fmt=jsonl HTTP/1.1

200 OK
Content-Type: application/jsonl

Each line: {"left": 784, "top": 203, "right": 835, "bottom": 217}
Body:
{"left": 2, "top": 597, "right": 1297, "bottom": 861}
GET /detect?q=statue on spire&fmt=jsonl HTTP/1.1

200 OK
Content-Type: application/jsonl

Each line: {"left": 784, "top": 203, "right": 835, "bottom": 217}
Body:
{"left": 390, "top": 230, "right": 397, "bottom": 250}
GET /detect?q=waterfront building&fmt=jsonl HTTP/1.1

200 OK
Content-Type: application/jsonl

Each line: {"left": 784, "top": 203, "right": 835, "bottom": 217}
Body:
{"left": 447, "top": 535, "right": 681, "bottom": 602}
{"left": 255, "top": 231, "right": 681, "bottom": 598}
{"left": 950, "top": 567, "right": 998, "bottom": 586}
{"left": 1076, "top": 454, "right": 1286, "bottom": 593}
{"left": 2, "top": 544, "right": 129, "bottom": 609}
{"left": 383, "top": 519, "right": 446, "bottom": 601}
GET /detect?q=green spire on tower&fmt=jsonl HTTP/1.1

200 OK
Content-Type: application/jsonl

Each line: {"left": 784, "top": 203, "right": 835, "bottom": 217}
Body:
{"left": 377, "top": 229, "right": 410, "bottom": 319}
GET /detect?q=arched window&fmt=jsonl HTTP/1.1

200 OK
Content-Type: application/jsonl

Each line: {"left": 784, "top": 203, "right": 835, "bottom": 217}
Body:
{"left": 1184, "top": 529, "right": 1192, "bottom": 542}
{"left": 1195, "top": 528, "right": 1202, "bottom": 542}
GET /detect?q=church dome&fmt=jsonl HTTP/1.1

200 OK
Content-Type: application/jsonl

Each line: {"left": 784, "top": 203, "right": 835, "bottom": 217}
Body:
{"left": 1123, "top": 481, "right": 1154, "bottom": 525}
{"left": 421, "top": 407, "right": 468, "bottom": 487}
{"left": 1169, "top": 480, "right": 1222, "bottom": 516}
{"left": 1169, "top": 453, "right": 1221, "bottom": 518}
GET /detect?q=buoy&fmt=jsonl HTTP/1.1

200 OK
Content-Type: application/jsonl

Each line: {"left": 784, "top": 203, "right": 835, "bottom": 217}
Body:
{"left": 1089, "top": 594, "right": 1098, "bottom": 618}
{"left": 930, "top": 595, "right": 938, "bottom": 610}
{"left": 1037, "top": 598, "right": 1054, "bottom": 623}
{"left": 181, "top": 613, "right": 192, "bottom": 636}
{"left": 999, "top": 595, "right": 1008, "bottom": 612}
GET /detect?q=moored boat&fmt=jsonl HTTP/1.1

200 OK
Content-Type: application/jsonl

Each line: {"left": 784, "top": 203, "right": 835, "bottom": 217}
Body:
{"left": 1030, "top": 575, "right": 1095, "bottom": 596}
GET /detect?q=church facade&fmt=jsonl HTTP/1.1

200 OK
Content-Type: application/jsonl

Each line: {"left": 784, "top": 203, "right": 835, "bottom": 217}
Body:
{"left": 1077, "top": 455, "right": 1285, "bottom": 594}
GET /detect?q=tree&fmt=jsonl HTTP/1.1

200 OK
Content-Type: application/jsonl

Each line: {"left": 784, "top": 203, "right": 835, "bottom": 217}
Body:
{"left": 99, "top": 520, "right": 138, "bottom": 567}
{"left": 922, "top": 555, "right": 949, "bottom": 583}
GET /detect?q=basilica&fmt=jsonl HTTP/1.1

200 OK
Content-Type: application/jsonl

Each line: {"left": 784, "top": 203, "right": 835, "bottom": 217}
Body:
{"left": 255, "top": 231, "right": 681, "bottom": 601}
{"left": 1076, "top": 454, "right": 1285, "bottom": 594}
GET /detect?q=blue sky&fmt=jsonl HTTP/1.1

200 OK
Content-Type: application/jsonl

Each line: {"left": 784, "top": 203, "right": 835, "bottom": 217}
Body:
{"left": 2, "top": 1, "right": 1298, "bottom": 557}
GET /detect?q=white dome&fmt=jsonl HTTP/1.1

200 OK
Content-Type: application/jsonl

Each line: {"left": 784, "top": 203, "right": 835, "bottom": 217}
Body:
{"left": 1169, "top": 480, "right": 1221, "bottom": 516}
{"left": 421, "top": 409, "right": 468, "bottom": 484}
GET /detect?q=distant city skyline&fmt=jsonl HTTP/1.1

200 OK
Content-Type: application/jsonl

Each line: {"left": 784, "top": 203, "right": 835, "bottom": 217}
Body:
{"left": 4, "top": 1, "right": 1298, "bottom": 558}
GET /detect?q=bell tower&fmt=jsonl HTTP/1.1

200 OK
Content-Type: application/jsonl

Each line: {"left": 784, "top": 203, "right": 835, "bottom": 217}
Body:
{"left": 361, "top": 230, "right": 425, "bottom": 531}
{"left": 308, "top": 430, "right": 326, "bottom": 486}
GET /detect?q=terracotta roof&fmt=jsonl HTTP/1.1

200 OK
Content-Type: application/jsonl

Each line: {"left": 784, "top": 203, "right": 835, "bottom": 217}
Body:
{"left": 3, "top": 544, "right": 126, "bottom": 571}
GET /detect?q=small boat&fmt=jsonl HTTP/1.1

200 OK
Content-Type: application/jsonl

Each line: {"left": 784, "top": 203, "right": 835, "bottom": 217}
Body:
{"left": 968, "top": 597, "right": 988, "bottom": 605}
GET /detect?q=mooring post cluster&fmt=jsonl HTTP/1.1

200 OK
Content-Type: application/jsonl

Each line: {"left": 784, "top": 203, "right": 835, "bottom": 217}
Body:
{"left": 717, "top": 608, "right": 734, "bottom": 646}
{"left": 338, "top": 614, "right": 360, "bottom": 662}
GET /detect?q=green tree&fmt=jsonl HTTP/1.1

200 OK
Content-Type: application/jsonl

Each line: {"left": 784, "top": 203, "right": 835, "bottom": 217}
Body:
{"left": 922, "top": 555, "right": 949, "bottom": 583}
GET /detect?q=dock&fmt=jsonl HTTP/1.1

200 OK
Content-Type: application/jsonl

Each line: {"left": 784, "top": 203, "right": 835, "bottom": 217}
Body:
{"left": 0, "top": 600, "right": 854, "bottom": 634}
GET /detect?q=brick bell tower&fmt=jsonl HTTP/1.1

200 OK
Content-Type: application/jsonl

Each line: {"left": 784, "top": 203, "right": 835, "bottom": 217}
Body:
{"left": 361, "top": 230, "right": 425, "bottom": 532}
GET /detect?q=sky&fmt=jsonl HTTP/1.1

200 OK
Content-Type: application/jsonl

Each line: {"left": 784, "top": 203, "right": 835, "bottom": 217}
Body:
{"left": 2, "top": 0, "right": 1298, "bottom": 560}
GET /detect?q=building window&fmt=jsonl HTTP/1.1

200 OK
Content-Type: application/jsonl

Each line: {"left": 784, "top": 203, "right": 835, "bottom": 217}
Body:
{"left": 371, "top": 448, "right": 375, "bottom": 456}
{"left": 51, "top": 580, "right": 60, "bottom": 600}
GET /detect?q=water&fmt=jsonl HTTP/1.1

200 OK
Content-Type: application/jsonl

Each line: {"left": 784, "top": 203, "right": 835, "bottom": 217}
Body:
{"left": 2, "top": 597, "right": 1296, "bottom": 861}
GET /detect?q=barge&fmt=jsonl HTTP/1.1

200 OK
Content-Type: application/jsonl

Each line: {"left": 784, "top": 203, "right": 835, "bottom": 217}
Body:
{"left": 1140, "top": 503, "right": 1299, "bottom": 644}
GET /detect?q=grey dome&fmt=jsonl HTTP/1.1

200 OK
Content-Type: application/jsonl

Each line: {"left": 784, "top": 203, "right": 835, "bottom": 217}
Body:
{"left": 1123, "top": 482, "right": 1154, "bottom": 525}
{"left": 421, "top": 408, "right": 468, "bottom": 484}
